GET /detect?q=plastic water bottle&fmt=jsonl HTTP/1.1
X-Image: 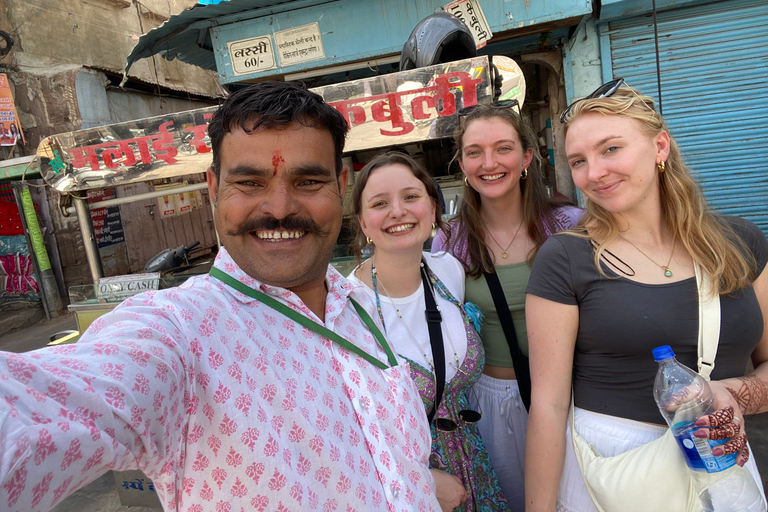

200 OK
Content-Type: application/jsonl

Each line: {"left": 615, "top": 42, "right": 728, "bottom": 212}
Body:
{"left": 652, "top": 345, "right": 766, "bottom": 512}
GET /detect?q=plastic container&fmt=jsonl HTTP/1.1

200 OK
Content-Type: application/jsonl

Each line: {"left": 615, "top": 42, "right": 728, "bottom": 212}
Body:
{"left": 652, "top": 345, "right": 765, "bottom": 512}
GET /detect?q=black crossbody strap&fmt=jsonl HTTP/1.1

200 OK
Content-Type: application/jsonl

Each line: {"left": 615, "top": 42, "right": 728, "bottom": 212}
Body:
{"left": 421, "top": 260, "right": 446, "bottom": 425}
{"left": 485, "top": 269, "right": 532, "bottom": 410}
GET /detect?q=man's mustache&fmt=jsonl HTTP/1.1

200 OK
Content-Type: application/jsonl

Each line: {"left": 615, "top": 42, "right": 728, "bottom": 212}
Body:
{"left": 226, "top": 215, "right": 330, "bottom": 237}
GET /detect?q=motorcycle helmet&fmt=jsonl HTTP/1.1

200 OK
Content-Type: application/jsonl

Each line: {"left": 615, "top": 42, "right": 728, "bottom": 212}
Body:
{"left": 399, "top": 12, "right": 477, "bottom": 71}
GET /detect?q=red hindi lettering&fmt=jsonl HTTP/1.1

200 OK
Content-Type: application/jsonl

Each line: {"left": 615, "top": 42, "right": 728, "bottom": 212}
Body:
{"left": 133, "top": 136, "right": 155, "bottom": 163}
{"left": 370, "top": 92, "right": 414, "bottom": 136}
{"left": 436, "top": 71, "right": 482, "bottom": 113}
{"left": 409, "top": 84, "right": 440, "bottom": 120}
{"left": 100, "top": 140, "right": 137, "bottom": 169}
{"left": 329, "top": 100, "right": 367, "bottom": 128}
{"left": 67, "top": 145, "right": 100, "bottom": 171}
{"left": 184, "top": 124, "right": 211, "bottom": 153}
{"left": 152, "top": 121, "right": 178, "bottom": 165}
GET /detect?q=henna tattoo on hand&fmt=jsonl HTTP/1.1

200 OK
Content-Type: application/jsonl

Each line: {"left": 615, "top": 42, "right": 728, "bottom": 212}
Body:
{"left": 695, "top": 406, "right": 733, "bottom": 427}
{"left": 714, "top": 432, "right": 747, "bottom": 456}
{"left": 709, "top": 406, "right": 734, "bottom": 426}
{"left": 705, "top": 421, "right": 741, "bottom": 441}
{"left": 726, "top": 375, "right": 768, "bottom": 415}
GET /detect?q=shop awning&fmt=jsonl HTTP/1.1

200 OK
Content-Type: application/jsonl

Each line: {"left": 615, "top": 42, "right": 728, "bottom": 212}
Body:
{"left": 124, "top": 0, "right": 303, "bottom": 76}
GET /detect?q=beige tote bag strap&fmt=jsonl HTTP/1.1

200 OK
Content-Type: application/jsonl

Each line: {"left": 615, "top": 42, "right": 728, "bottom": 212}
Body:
{"left": 695, "top": 261, "right": 720, "bottom": 380}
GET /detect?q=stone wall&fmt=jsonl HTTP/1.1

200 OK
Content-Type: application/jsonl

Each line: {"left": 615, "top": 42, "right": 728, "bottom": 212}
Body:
{"left": 1, "top": 0, "right": 223, "bottom": 155}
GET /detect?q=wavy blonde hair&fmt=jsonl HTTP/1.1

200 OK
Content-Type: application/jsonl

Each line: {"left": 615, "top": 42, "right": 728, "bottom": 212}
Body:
{"left": 562, "top": 85, "right": 755, "bottom": 294}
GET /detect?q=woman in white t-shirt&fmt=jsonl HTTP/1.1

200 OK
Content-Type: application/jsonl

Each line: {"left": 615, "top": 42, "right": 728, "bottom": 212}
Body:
{"left": 347, "top": 151, "right": 509, "bottom": 512}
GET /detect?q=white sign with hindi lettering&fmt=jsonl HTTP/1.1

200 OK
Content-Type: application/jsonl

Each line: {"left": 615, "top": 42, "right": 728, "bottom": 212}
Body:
{"left": 228, "top": 36, "right": 277, "bottom": 76}
{"left": 445, "top": 0, "right": 492, "bottom": 49}
{"left": 274, "top": 23, "right": 325, "bottom": 67}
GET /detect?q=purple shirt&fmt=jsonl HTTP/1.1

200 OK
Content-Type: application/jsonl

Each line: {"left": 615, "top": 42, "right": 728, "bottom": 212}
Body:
{"left": 431, "top": 205, "right": 583, "bottom": 265}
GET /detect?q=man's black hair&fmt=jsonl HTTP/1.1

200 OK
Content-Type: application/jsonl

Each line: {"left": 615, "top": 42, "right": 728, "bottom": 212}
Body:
{"left": 208, "top": 81, "right": 349, "bottom": 180}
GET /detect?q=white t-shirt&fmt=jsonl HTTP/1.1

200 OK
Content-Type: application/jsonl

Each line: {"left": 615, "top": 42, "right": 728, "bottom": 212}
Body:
{"left": 348, "top": 251, "right": 468, "bottom": 381}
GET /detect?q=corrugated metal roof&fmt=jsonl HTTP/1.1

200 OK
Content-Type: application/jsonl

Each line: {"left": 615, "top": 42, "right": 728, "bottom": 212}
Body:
{"left": 124, "top": 0, "right": 318, "bottom": 75}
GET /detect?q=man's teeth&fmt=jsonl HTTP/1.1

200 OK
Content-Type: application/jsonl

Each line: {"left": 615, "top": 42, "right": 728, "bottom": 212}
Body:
{"left": 386, "top": 224, "right": 414, "bottom": 233}
{"left": 256, "top": 230, "right": 306, "bottom": 240}
{"left": 481, "top": 173, "right": 505, "bottom": 181}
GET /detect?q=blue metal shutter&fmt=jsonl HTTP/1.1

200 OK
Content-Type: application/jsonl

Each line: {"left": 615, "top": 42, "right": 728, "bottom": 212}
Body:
{"left": 601, "top": 0, "right": 768, "bottom": 234}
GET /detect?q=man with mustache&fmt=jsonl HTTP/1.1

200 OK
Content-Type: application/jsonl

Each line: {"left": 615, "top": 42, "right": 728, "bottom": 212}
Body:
{"left": 0, "top": 81, "right": 441, "bottom": 511}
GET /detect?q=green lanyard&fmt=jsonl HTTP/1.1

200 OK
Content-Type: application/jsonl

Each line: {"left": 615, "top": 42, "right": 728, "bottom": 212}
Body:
{"left": 209, "top": 267, "right": 398, "bottom": 370}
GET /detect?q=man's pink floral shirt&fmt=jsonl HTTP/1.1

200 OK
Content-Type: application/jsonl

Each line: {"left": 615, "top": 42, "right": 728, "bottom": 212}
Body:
{"left": 0, "top": 248, "right": 439, "bottom": 511}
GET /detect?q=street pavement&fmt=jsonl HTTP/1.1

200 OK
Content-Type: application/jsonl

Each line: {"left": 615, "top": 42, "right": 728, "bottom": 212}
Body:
{"left": 1, "top": 309, "right": 768, "bottom": 509}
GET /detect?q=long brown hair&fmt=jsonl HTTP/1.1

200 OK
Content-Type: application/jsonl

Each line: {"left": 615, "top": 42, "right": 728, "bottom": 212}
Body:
{"left": 350, "top": 151, "right": 444, "bottom": 263}
{"left": 442, "top": 104, "right": 567, "bottom": 277}
{"left": 562, "top": 85, "right": 755, "bottom": 294}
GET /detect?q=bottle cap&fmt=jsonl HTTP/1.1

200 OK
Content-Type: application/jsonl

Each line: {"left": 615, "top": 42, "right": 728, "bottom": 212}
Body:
{"left": 652, "top": 345, "right": 675, "bottom": 361}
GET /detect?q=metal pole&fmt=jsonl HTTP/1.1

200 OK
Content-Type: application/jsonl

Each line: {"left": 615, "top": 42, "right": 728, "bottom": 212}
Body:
{"left": 13, "top": 184, "right": 62, "bottom": 319}
{"left": 63, "top": 182, "right": 210, "bottom": 214}
{"left": 73, "top": 194, "right": 104, "bottom": 282}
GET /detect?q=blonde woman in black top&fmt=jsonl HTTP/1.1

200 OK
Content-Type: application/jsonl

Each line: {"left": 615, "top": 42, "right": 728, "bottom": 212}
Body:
{"left": 524, "top": 80, "right": 768, "bottom": 512}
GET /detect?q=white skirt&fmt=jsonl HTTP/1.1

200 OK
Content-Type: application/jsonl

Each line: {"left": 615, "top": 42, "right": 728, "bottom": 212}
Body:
{"left": 557, "top": 407, "right": 766, "bottom": 512}
{"left": 469, "top": 373, "right": 528, "bottom": 512}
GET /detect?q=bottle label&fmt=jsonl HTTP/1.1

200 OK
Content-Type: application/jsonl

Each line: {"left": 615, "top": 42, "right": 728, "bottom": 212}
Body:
{"left": 672, "top": 421, "right": 738, "bottom": 473}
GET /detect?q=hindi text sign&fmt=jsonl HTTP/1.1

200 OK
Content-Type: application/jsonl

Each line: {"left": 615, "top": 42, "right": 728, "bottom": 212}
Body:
{"left": 0, "top": 74, "right": 24, "bottom": 147}
{"left": 314, "top": 57, "right": 493, "bottom": 152}
{"left": 228, "top": 36, "right": 276, "bottom": 76}
{"left": 445, "top": 0, "right": 492, "bottom": 48}
{"left": 275, "top": 23, "right": 325, "bottom": 67}
{"left": 37, "top": 58, "right": 493, "bottom": 191}
{"left": 88, "top": 188, "right": 125, "bottom": 248}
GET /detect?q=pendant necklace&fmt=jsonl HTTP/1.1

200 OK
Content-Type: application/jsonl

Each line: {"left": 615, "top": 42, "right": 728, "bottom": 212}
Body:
{"left": 618, "top": 235, "right": 676, "bottom": 277}
{"left": 371, "top": 257, "right": 435, "bottom": 375}
{"left": 487, "top": 220, "right": 524, "bottom": 259}
{"left": 370, "top": 257, "right": 463, "bottom": 377}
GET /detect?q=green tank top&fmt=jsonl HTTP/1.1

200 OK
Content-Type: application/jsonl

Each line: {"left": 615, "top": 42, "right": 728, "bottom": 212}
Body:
{"left": 465, "top": 261, "right": 531, "bottom": 368}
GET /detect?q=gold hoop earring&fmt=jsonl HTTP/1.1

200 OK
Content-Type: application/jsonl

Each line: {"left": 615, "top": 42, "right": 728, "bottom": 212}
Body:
{"left": 521, "top": 168, "right": 528, "bottom": 180}
{"left": 366, "top": 236, "right": 373, "bottom": 245}
{"left": 463, "top": 175, "right": 469, "bottom": 187}
{"left": 431, "top": 222, "right": 437, "bottom": 238}
{"left": 657, "top": 161, "right": 666, "bottom": 173}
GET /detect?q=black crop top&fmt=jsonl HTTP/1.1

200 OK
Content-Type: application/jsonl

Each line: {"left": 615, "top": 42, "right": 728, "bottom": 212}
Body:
{"left": 526, "top": 216, "right": 768, "bottom": 424}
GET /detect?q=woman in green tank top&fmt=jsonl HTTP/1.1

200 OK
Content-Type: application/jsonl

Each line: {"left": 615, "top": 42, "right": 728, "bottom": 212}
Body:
{"left": 432, "top": 102, "right": 581, "bottom": 510}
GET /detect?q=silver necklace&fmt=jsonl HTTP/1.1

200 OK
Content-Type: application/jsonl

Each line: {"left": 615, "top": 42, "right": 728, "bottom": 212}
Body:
{"left": 371, "top": 257, "right": 464, "bottom": 375}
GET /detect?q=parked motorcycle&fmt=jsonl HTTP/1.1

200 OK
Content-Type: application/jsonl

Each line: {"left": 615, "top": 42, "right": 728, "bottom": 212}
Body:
{"left": 144, "top": 241, "right": 207, "bottom": 275}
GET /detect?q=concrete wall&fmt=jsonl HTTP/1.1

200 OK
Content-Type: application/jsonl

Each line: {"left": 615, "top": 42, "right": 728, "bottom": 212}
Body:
{"left": 0, "top": 0, "right": 224, "bottom": 290}
{"left": 7, "top": 0, "right": 219, "bottom": 98}
{"left": 1, "top": 0, "right": 223, "bottom": 155}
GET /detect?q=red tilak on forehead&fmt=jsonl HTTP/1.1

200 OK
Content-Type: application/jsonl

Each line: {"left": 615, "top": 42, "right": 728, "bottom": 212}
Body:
{"left": 272, "top": 151, "right": 285, "bottom": 176}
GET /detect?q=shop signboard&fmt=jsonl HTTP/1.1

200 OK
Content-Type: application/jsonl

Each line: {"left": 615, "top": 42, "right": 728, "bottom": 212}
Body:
{"left": 96, "top": 272, "right": 160, "bottom": 301}
{"left": 445, "top": 0, "right": 492, "bottom": 48}
{"left": 227, "top": 36, "right": 276, "bottom": 76}
{"left": 37, "top": 57, "right": 493, "bottom": 191}
{"left": 0, "top": 74, "right": 24, "bottom": 147}
{"left": 275, "top": 23, "right": 325, "bottom": 67}
{"left": 312, "top": 56, "right": 492, "bottom": 152}
{"left": 88, "top": 188, "right": 125, "bottom": 248}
